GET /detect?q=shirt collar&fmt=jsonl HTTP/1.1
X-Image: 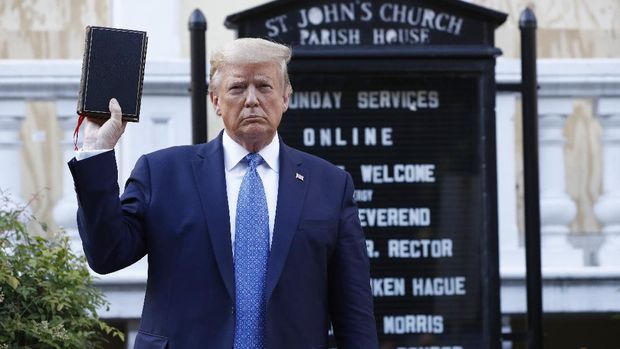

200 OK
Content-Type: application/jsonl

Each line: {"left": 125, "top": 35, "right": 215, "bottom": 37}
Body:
{"left": 222, "top": 131, "right": 280, "bottom": 173}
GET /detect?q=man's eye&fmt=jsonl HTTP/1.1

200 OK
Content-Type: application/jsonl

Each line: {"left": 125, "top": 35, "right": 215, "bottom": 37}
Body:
{"left": 229, "top": 85, "right": 243, "bottom": 90}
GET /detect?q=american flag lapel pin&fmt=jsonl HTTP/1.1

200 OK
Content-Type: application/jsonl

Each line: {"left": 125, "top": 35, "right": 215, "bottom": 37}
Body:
{"left": 295, "top": 173, "right": 304, "bottom": 181}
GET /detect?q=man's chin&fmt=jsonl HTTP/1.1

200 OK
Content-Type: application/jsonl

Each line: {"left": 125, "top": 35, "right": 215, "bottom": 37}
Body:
{"left": 236, "top": 128, "right": 275, "bottom": 150}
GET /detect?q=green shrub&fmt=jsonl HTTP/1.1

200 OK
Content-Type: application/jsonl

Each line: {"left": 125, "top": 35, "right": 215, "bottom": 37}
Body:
{"left": 0, "top": 194, "right": 124, "bottom": 348}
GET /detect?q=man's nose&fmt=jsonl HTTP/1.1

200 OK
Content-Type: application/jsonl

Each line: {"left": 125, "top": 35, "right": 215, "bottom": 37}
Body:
{"left": 244, "top": 86, "right": 259, "bottom": 107}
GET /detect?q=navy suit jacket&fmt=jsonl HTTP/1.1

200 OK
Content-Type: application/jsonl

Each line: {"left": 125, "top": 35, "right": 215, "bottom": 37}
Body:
{"left": 69, "top": 133, "right": 378, "bottom": 349}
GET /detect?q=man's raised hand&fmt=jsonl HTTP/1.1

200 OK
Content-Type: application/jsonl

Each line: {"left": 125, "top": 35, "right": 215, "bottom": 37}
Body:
{"left": 82, "top": 98, "right": 127, "bottom": 150}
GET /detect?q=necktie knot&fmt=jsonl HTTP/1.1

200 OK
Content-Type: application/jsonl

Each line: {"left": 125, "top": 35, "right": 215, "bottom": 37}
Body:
{"left": 245, "top": 153, "right": 263, "bottom": 170}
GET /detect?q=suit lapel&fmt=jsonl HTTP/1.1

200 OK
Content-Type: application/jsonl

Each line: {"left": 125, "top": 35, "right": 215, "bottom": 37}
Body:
{"left": 266, "top": 140, "right": 308, "bottom": 303}
{"left": 192, "top": 134, "right": 235, "bottom": 300}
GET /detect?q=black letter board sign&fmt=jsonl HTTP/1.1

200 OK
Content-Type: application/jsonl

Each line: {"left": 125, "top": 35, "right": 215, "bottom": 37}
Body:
{"left": 226, "top": 1, "right": 507, "bottom": 348}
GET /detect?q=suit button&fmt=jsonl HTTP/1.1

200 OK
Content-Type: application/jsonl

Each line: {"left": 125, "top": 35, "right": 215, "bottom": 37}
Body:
{"left": 231, "top": 306, "right": 235, "bottom": 315}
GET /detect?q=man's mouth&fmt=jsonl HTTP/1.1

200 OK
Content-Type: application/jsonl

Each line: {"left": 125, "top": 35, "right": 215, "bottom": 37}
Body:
{"left": 243, "top": 114, "right": 263, "bottom": 120}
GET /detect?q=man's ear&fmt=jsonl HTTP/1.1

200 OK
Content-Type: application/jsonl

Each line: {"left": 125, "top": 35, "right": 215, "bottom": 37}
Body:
{"left": 209, "top": 91, "right": 221, "bottom": 116}
{"left": 282, "top": 92, "right": 290, "bottom": 113}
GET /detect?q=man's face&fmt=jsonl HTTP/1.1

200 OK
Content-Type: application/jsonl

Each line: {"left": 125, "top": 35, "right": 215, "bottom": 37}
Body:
{"left": 210, "top": 61, "right": 289, "bottom": 152}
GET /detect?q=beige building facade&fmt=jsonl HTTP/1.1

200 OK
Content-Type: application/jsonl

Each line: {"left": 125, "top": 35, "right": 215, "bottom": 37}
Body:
{"left": 1, "top": 0, "right": 617, "bottom": 233}
{"left": 1, "top": 0, "right": 619, "bottom": 348}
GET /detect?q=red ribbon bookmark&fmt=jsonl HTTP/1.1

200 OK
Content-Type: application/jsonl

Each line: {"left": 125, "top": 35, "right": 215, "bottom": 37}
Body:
{"left": 73, "top": 114, "right": 86, "bottom": 151}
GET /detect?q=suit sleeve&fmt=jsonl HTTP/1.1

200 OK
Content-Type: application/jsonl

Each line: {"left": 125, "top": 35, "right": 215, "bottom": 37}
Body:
{"left": 328, "top": 172, "right": 379, "bottom": 349}
{"left": 68, "top": 150, "right": 150, "bottom": 274}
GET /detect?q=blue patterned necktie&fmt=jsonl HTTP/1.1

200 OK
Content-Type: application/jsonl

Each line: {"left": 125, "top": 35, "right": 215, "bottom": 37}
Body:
{"left": 234, "top": 153, "right": 269, "bottom": 349}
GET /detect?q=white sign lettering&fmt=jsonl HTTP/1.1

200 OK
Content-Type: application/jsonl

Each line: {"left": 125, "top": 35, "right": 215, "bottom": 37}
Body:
{"left": 388, "top": 239, "right": 453, "bottom": 258}
{"left": 299, "top": 28, "right": 361, "bottom": 45}
{"left": 354, "top": 189, "right": 374, "bottom": 202}
{"left": 358, "top": 208, "right": 430, "bottom": 227}
{"left": 366, "top": 239, "right": 380, "bottom": 258}
{"left": 397, "top": 346, "right": 463, "bottom": 349}
{"left": 360, "top": 164, "right": 436, "bottom": 184}
{"left": 302, "top": 127, "right": 393, "bottom": 147}
{"left": 288, "top": 91, "right": 342, "bottom": 109}
{"left": 411, "top": 277, "right": 466, "bottom": 296}
{"left": 373, "top": 27, "right": 430, "bottom": 44}
{"left": 378, "top": 4, "right": 463, "bottom": 35}
{"left": 371, "top": 277, "right": 406, "bottom": 296}
{"left": 358, "top": 90, "right": 439, "bottom": 110}
{"left": 263, "top": 2, "right": 465, "bottom": 46}
{"left": 383, "top": 315, "right": 444, "bottom": 334}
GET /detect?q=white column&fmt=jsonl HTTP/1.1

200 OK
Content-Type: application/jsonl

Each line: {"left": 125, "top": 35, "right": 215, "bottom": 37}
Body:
{"left": 126, "top": 319, "right": 140, "bottom": 349}
{"left": 52, "top": 100, "right": 81, "bottom": 252}
{"left": 538, "top": 98, "right": 581, "bottom": 267}
{"left": 0, "top": 100, "right": 26, "bottom": 206}
{"left": 594, "top": 98, "right": 620, "bottom": 266}
{"left": 496, "top": 94, "right": 524, "bottom": 273}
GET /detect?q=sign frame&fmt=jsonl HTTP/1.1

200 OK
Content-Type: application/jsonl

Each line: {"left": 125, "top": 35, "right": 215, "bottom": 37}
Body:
{"left": 285, "top": 56, "right": 501, "bottom": 348}
{"left": 225, "top": 1, "right": 506, "bottom": 347}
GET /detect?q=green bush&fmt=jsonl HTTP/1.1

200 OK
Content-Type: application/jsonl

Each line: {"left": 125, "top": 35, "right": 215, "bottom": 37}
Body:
{"left": 0, "top": 194, "right": 124, "bottom": 348}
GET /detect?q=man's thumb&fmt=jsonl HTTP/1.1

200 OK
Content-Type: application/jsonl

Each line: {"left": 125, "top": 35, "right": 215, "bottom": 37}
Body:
{"left": 109, "top": 98, "right": 122, "bottom": 122}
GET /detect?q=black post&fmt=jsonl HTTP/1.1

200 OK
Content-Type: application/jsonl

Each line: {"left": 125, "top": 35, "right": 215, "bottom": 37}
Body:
{"left": 519, "top": 8, "right": 543, "bottom": 349}
{"left": 189, "top": 9, "right": 207, "bottom": 144}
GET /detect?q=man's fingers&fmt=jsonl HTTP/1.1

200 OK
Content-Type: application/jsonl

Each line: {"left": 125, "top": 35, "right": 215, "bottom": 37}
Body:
{"left": 86, "top": 116, "right": 105, "bottom": 127}
{"left": 109, "top": 98, "right": 122, "bottom": 122}
{"left": 83, "top": 118, "right": 100, "bottom": 138}
{"left": 82, "top": 117, "right": 102, "bottom": 150}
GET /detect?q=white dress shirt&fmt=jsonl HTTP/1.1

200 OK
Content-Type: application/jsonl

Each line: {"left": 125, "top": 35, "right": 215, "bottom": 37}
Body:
{"left": 222, "top": 131, "right": 279, "bottom": 250}
{"left": 75, "top": 148, "right": 110, "bottom": 160}
{"left": 75, "top": 131, "right": 280, "bottom": 251}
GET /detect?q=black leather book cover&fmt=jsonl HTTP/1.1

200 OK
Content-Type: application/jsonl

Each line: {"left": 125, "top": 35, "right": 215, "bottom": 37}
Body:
{"left": 77, "top": 26, "right": 148, "bottom": 122}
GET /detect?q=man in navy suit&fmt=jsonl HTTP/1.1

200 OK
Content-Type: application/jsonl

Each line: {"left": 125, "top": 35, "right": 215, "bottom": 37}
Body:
{"left": 69, "top": 38, "right": 378, "bottom": 348}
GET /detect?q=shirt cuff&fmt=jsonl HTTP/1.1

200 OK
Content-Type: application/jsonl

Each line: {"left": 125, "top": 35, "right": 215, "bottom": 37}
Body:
{"left": 75, "top": 149, "right": 112, "bottom": 161}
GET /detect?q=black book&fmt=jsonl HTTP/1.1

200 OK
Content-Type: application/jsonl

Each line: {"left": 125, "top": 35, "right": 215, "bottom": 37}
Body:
{"left": 77, "top": 26, "right": 148, "bottom": 122}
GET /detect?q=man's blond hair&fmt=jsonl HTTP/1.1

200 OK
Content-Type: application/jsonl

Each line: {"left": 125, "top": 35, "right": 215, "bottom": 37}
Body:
{"left": 209, "top": 38, "right": 292, "bottom": 96}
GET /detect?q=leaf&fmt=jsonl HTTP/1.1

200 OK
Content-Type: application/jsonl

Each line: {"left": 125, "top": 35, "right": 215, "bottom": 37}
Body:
{"left": 116, "top": 331, "right": 126, "bottom": 341}
{"left": 7, "top": 275, "right": 19, "bottom": 289}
